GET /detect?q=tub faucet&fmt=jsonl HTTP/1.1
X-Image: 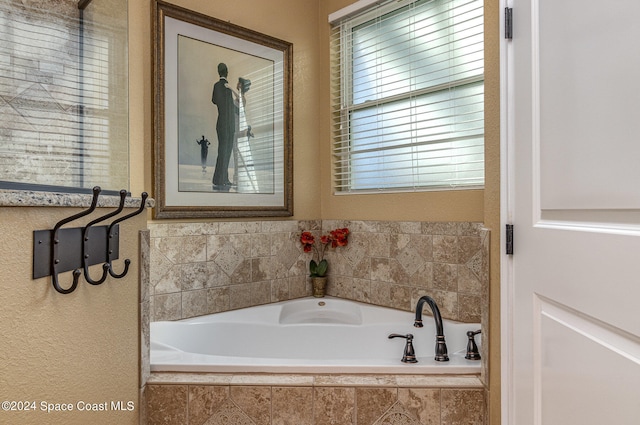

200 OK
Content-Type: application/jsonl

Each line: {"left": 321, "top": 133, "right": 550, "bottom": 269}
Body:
{"left": 414, "top": 295, "right": 449, "bottom": 362}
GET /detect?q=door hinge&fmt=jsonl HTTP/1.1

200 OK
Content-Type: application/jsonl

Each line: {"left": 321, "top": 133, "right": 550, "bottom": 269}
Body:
{"left": 505, "top": 7, "right": 513, "bottom": 40}
{"left": 506, "top": 224, "right": 514, "bottom": 255}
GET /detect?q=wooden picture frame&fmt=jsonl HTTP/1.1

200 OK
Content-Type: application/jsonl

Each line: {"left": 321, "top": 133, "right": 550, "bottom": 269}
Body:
{"left": 153, "top": 1, "right": 293, "bottom": 218}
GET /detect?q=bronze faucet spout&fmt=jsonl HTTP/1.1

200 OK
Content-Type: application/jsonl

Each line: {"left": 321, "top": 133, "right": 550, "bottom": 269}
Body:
{"left": 414, "top": 295, "right": 449, "bottom": 362}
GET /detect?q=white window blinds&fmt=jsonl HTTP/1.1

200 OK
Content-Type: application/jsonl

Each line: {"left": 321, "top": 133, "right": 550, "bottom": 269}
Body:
{"left": 330, "top": 0, "right": 484, "bottom": 192}
{"left": 0, "top": 0, "right": 129, "bottom": 193}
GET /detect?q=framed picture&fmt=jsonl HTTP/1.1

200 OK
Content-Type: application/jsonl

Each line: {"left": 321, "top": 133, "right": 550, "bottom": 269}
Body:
{"left": 153, "top": 1, "right": 293, "bottom": 218}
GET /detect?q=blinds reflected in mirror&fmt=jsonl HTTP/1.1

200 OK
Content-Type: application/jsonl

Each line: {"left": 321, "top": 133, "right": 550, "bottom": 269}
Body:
{"left": 331, "top": 0, "right": 484, "bottom": 192}
{"left": 0, "top": 0, "right": 128, "bottom": 193}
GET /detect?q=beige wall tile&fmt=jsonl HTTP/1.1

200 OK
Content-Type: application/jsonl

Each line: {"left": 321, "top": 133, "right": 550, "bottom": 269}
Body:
{"left": 251, "top": 232, "right": 272, "bottom": 257}
{"left": 272, "top": 387, "right": 313, "bottom": 425}
{"left": 154, "top": 293, "right": 182, "bottom": 321}
{"left": 205, "top": 262, "right": 231, "bottom": 288}
{"left": 202, "top": 399, "right": 255, "bottom": 425}
{"left": 370, "top": 280, "right": 392, "bottom": 307}
{"left": 230, "top": 259, "right": 253, "bottom": 284}
{"left": 231, "top": 386, "right": 271, "bottom": 425}
{"left": 372, "top": 401, "right": 421, "bottom": 425}
{"left": 229, "top": 283, "right": 252, "bottom": 309}
{"left": 433, "top": 235, "right": 459, "bottom": 264}
{"left": 458, "top": 236, "right": 482, "bottom": 264}
{"left": 457, "top": 266, "right": 482, "bottom": 295}
{"left": 289, "top": 276, "right": 311, "bottom": 298}
{"left": 370, "top": 232, "right": 391, "bottom": 258}
{"left": 189, "top": 385, "right": 229, "bottom": 425}
{"left": 182, "top": 289, "right": 209, "bottom": 318}
{"left": 145, "top": 385, "right": 187, "bottom": 425}
{"left": 371, "top": 257, "right": 391, "bottom": 282}
{"left": 271, "top": 278, "right": 290, "bottom": 302}
{"left": 389, "top": 284, "right": 411, "bottom": 310}
{"left": 458, "top": 294, "right": 482, "bottom": 323}
{"left": 182, "top": 262, "right": 209, "bottom": 291}
{"left": 182, "top": 235, "right": 208, "bottom": 263}
{"left": 207, "top": 287, "right": 230, "bottom": 314}
{"left": 398, "top": 388, "right": 441, "bottom": 425}
{"left": 441, "top": 389, "right": 485, "bottom": 425}
{"left": 219, "top": 221, "right": 261, "bottom": 234}
{"left": 356, "top": 387, "right": 397, "bottom": 425}
{"left": 433, "top": 263, "right": 458, "bottom": 292}
{"left": 314, "top": 387, "right": 355, "bottom": 425}
{"left": 250, "top": 280, "right": 272, "bottom": 305}
{"left": 352, "top": 278, "right": 372, "bottom": 303}
{"left": 389, "top": 258, "right": 412, "bottom": 286}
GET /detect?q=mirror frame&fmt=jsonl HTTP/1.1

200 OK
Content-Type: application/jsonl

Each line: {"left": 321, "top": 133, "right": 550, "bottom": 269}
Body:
{"left": 152, "top": 1, "right": 294, "bottom": 219}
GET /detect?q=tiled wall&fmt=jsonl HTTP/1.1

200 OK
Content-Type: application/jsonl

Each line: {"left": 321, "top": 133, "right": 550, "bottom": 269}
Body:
{"left": 148, "top": 220, "right": 488, "bottom": 324}
{"left": 144, "top": 374, "right": 486, "bottom": 425}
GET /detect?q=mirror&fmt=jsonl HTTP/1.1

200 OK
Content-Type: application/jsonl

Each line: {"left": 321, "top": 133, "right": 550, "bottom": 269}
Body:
{"left": 0, "top": 0, "right": 128, "bottom": 194}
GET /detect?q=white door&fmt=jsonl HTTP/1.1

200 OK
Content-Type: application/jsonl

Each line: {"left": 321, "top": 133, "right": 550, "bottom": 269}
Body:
{"left": 503, "top": 0, "right": 640, "bottom": 424}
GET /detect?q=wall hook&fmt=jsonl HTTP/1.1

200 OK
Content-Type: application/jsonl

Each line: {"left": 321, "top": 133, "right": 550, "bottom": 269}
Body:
{"left": 35, "top": 188, "right": 149, "bottom": 294}
{"left": 82, "top": 189, "right": 128, "bottom": 285}
{"left": 50, "top": 186, "right": 101, "bottom": 294}
{"left": 107, "top": 192, "right": 148, "bottom": 279}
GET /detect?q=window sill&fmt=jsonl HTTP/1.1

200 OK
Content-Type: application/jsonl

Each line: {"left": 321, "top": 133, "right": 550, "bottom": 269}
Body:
{"left": 333, "top": 186, "right": 484, "bottom": 195}
{"left": 0, "top": 189, "right": 154, "bottom": 209}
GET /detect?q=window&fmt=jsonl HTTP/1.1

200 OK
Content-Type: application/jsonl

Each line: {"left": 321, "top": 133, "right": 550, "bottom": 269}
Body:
{"left": 0, "top": 0, "right": 128, "bottom": 195}
{"left": 330, "top": 0, "right": 484, "bottom": 192}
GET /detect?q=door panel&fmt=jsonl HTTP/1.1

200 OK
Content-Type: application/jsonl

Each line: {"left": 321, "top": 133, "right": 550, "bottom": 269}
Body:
{"left": 536, "top": 304, "right": 640, "bottom": 424}
{"left": 506, "top": 0, "right": 640, "bottom": 423}
{"left": 537, "top": 0, "right": 640, "bottom": 210}
{"left": 538, "top": 299, "right": 640, "bottom": 424}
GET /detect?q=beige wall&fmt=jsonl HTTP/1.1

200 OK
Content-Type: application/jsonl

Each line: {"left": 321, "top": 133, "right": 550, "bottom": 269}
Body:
{"left": 482, "top": 0, "right": 501, "bottom": 423}
{"left": 0, "top": 208, "right": 143, "bottom": 425}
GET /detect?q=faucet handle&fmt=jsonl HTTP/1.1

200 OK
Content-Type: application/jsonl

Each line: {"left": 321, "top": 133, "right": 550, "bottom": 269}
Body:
{"left": 465, "top": 329, "right": 482, "bottom": 360}
{"left": 388, "top": 333, "right": 418, "bottom": 363}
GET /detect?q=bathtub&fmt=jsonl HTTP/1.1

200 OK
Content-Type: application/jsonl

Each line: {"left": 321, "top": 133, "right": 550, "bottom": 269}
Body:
{"left": 150, "top": 297, "right": 482, "bottom": 374}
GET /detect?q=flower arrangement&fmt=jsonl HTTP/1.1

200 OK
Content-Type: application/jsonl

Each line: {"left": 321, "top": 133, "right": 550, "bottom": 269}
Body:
{"left": 300, "top": 228, "right": 350, "bottom": 277}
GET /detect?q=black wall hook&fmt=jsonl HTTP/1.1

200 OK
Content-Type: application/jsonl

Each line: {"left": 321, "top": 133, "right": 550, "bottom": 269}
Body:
{"left": 107, "top": 192, "right": 148, "bottom": 279}
{"left": 33, "top": 188, "right": 149, "bottom": 295}
{"left": 82, "top": 189, "right": 127, "bottom": 285}
{"left": 50, "top": 186, "right": 101, "bottom": 294}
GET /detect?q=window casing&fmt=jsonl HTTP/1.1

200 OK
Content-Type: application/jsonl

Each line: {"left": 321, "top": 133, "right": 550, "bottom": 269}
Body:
{"left": 331, "top": 0, "right": 484, "bottom": 193}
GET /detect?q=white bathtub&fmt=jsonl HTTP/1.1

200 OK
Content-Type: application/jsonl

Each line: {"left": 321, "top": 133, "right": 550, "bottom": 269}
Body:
{"left": 150, "top": 297, "right": 482, "bottom": 374}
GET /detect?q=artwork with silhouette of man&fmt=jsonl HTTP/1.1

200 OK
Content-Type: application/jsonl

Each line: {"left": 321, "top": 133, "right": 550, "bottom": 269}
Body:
{"left": 211, "top": 62, "right": 237, "bottom": 190}
{"left": 174, "top": 34, "right": 278, "bottom": 196}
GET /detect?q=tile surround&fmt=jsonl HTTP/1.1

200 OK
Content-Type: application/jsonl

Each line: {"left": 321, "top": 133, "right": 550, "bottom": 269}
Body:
{"left": 143, "top": 219, "right": 490, "bottom": 425}
{"left": 144, "top": 375, "right": 487, "bottom": 425}
{"left": 147, "top": 220, "right": 488, "bottom": 324}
